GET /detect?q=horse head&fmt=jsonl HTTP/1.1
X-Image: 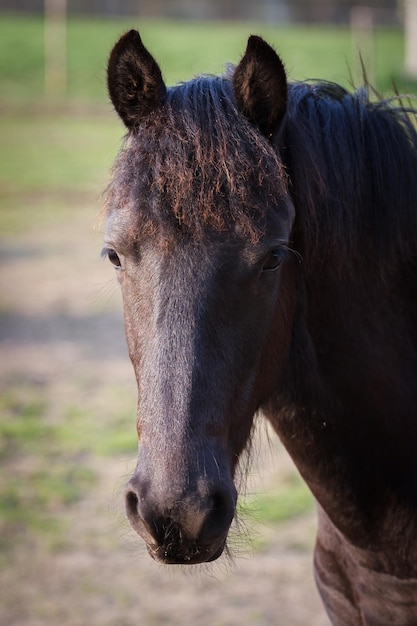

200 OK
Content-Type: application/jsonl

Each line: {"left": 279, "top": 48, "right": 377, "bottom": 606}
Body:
{"left": 105, "top": 31, "right": 295, "bottom": 564}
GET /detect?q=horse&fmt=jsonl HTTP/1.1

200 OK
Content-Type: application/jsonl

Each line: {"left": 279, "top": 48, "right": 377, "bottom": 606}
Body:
{"left": 104, "top": 30, "right": 417, "bottom": 624}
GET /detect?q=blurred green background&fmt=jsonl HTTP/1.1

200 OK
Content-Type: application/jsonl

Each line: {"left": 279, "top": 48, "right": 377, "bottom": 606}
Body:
{"left": 0, "top": 7, "right": 415, "bottom": 626}
{"left": 0, "top": 13, "right": 412, "bottom": 101}
{"left": 1, "top": 13, "right": 413, "bottom": 234}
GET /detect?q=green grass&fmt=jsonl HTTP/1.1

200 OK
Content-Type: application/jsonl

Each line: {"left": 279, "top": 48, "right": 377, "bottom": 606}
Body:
{"left": 0, "top": 383, "right": 97, "bottom": 553}
{"left": 0, "top": 376, "right": 135, "bottom": 558}
{"left": 59, "top": 402, "right": 138, "bottom": 457}
{"left": 0, "top": 113, "right": 122, "bottom": 194}
{"left": 0, "top": 14, "right": 414, "bottom": 104}
{"left": 0, "top": 388, "right": 50, "bottom": 460}
{"left": 0, "top": 112, "right": 123, "bottom": 234}
{"left": 240, "top": 471, "right": 314, "bottom": 527}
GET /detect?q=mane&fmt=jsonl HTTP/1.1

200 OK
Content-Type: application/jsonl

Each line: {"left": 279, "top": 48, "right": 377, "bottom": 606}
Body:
{"left": 283, "top": 81, "right": 417, "bottom": 276}
{"left": 107, "top": 76, "right": 288, "bottom": 241}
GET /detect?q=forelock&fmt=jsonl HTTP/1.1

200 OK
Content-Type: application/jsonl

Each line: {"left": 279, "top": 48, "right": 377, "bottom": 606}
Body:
{"left": 107, "top": 75, "right": 288, "bottom": 241}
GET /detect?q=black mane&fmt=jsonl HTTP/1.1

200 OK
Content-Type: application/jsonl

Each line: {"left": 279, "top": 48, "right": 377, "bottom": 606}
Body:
{"left": 284, "top": 81, "right": 417, "bottom": 276}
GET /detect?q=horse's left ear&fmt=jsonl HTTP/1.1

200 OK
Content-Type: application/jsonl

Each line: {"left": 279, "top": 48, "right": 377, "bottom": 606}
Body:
{"left": 107, "top": 30, "right": 167, "bottom": 129}
{"left": 233, "top": 36, "right": 287, "bottom": 137}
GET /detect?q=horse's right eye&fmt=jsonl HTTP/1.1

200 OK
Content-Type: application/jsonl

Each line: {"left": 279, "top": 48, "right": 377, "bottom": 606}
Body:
{"left": 102, "top": 247, "right": 122, "bottom": 269}
{"left": 108, "top": 250, "right": 121, "bottom": 268}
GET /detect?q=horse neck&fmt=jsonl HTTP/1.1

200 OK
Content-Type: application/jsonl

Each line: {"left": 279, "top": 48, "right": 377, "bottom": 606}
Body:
{"left": 315, "top": 505, "right": 417, "bottom": 625}
{"left": 265, "top": 259, "right": 417, "bottom": 560}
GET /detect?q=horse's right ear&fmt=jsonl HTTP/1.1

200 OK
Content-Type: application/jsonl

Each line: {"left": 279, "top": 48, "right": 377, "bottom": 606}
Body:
{"left": 107, "top": 30, "right": 167, "bottom": 129}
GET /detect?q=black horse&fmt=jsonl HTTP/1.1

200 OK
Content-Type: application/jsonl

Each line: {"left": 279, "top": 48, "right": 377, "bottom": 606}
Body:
{"left": 104, "top": 31, "right": 417, "bottom": 624}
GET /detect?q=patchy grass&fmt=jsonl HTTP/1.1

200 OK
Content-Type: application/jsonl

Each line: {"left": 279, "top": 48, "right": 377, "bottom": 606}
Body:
{"left": 0, "top": 380, "right": 116, "bottom": 559}
{"left": 248, "top": 472, "right": 314, "bottom": 525}
{"left": 58, "top": 402, "right": 137, "bottom": 458}
{"left": 0, "top": 389, "right": 50, "bottom": 460}
{"left": 239, "top": 470, "right": 314, "bottom": 527}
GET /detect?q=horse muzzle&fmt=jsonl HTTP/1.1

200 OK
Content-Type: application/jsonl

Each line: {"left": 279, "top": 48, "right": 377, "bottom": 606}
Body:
{"left": 145, "top": 524, "right": 228, "bottom": 564}
{"left": 125, "top": 474, "right": 237, "bottom": 564}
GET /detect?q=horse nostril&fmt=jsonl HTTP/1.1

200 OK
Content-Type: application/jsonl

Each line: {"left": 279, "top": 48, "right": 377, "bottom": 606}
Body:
{"left": 125, "top": 488, "right": 140, "bottom": 519}
{"left": 210, "top": 492, "right": 226, "bottom": 518}
{"left": 202, "top": 488, "right": 235, "bottom": 542}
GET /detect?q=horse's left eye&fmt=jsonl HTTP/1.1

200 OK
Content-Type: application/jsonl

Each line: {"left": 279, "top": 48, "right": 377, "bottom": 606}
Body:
{"left": 262, "top": 250, "right": 283, "bottom": 272}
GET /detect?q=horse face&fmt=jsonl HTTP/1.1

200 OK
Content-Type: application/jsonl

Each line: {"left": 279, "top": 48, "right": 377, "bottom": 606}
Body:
{"left": 104, "top": 202, "right": 295, "bottom": 563}
{"left": 105, "top": 31, "right": 295, "bottom": 563}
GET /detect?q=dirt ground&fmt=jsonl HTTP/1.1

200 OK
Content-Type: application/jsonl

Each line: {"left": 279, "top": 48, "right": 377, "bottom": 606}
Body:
{"left": 0, "top": 198, "right": 329, "bottom": 625}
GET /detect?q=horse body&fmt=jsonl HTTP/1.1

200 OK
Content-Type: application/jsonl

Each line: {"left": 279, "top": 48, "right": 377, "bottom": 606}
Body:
{"left": 105, "top": 31, "right": 417, "bottom": 623}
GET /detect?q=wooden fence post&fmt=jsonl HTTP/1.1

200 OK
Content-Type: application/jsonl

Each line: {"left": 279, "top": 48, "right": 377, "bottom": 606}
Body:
{"left": 44, "top": 0, "right": 67, "bottom": 98}
{"left": 405, "top": 0, "right": 417, "bottom": 79}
